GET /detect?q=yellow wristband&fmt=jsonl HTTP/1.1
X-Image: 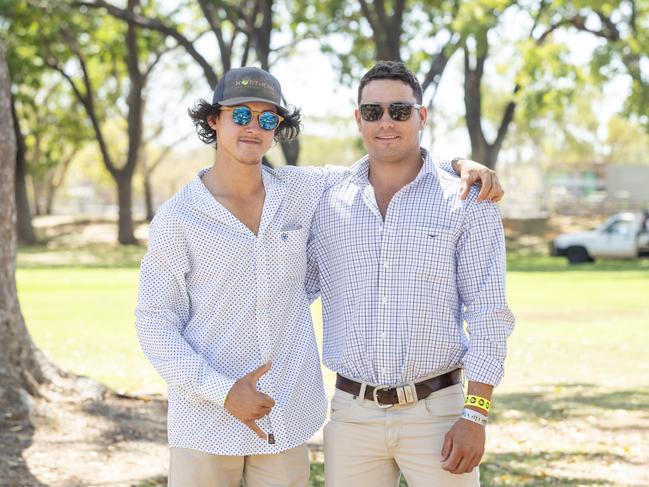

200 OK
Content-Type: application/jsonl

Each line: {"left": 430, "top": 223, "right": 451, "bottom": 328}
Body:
{"left": 465, "top": 395, "right": 491, "bottom": 413}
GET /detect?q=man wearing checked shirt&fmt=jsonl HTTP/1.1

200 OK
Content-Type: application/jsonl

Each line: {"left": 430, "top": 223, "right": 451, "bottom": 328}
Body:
{"left": 306, "top": 61, "right": 515, "bottom": 486}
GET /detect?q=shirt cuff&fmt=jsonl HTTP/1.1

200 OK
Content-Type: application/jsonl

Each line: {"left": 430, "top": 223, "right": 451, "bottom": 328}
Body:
{"left": 463, "top": 353, "right": 505, "bottom": 387}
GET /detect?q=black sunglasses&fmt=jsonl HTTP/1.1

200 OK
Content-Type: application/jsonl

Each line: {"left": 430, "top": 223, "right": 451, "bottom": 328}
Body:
{"left": 220, "top": 106, "right": 284, "bottom": 130}
{"left": 359, "top": 102, "right": 423, "bottom": 122}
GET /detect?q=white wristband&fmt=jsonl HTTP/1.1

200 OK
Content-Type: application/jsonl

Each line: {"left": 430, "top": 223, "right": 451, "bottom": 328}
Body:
{"left": 461, "top": 408, "right": 488, "bottom": 426}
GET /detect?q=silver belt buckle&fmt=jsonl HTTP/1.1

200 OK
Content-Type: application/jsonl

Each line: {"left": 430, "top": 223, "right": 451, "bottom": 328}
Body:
{"left": 373, "top": 383, "right": 418, "bottom": 408}
{"left": 372, "top": 385, "right": 393, "bottom": 408}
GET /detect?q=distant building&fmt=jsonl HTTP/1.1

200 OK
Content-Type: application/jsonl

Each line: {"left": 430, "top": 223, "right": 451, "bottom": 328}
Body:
{"left": 545, "top": 164, "right": 648, "bottom": 215}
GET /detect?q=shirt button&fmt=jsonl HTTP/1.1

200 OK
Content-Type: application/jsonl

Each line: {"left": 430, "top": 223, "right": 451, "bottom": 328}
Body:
{"left": 382, "top": 260, "right": 390, "bottom": 268}
{"left": 380, "top": 332, "right": 387, "bottom": 340}
{"left": 381, "top": 296, "right": 388, "bottom": 305}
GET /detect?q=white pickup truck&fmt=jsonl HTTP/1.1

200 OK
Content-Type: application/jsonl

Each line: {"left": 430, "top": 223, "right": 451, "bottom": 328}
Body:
{"left": 550, "top": 211, "right": 649, "bottom": 264}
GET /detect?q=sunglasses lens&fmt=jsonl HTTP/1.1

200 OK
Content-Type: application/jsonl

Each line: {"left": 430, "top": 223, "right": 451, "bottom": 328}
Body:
{"left": 360, "top": 104, "right": 383, "bottom": 122}
{"left": 231, "top": 106, "right": 252, "bottom": 126}
{"left": 259, "top": 111, "right": 280, "bottom": 130}
{"left": 388, "top": 103, "right": 414, "bottom": 121}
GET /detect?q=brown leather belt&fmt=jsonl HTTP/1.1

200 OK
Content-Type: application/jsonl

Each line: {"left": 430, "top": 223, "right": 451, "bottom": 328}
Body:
{"left": 335, "top": 369, "right": 462, "bottom": 408}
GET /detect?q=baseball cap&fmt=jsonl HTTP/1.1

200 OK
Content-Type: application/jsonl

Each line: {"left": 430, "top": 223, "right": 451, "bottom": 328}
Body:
{"left": 212, "top": 67, "right": 288, "bottom": 117}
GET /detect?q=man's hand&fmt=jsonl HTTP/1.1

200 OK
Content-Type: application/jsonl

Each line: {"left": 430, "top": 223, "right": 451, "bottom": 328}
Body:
{"left": 224, "top": 362, "right": 275, "bottom": 440}
{"left": 440, "top": 418, "right": 486, "bottom": 474}
{"left": 452, "top": 158, "right": 504, "bottom": 202}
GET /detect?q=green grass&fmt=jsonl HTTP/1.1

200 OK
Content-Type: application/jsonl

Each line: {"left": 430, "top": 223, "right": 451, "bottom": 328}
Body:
{"left": 15, "top": 244, "right": 649, "bottom": 486}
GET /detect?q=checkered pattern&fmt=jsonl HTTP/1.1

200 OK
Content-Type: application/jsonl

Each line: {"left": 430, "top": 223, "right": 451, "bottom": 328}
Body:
{"left": 307, "top": 149, "right": 515, "bottom": 387}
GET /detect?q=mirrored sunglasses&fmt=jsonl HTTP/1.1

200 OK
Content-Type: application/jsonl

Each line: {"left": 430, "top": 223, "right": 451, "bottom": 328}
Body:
{"left": 359, "top": 102, "right": 422, "bottom": 122}
{"left": 220, "top": 106, "right": 284, "bottom": 131}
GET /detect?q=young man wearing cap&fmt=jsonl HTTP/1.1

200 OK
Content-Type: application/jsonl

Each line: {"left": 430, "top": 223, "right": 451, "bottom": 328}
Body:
{"left": 306, "top": 61, "right": 515, "bottom": 486}
{"left": 135, "top": 66, "right": 503, "bottom": 486}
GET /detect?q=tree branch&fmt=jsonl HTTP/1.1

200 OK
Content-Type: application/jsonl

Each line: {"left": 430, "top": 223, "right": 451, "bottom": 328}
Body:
{"left": 72, "top": 0, "right": 219, "bottom": 88}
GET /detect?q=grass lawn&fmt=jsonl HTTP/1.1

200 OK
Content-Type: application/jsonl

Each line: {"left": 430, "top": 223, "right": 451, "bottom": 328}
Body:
{"left": 16, "top": 243, "right": 649, "bottom": 486}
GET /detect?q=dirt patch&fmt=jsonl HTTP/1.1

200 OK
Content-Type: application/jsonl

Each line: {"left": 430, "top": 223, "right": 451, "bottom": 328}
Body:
{"left": 1, "top": 388, "right": 168, "bottom": 487}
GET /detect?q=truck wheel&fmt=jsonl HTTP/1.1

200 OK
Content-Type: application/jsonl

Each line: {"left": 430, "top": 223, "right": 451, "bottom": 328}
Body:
{"left": 566, "top": 246, "right": 593, "bottom": 264}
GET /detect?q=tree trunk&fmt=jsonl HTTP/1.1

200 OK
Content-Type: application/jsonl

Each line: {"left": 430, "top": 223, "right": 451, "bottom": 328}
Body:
{"left": 144, "top": 173, "right": 154, "bottom": 222}
{"left": 140, "top": 150, "right": 155, "bottom": 222}
{"left": 11, "top": 97, "right": 37, "bottom": 244}
{"left": 463, "top": 37, "right": 516, "bottom": 171}
{"left": 45, "top": 154, "right": 74, "bottom": 216}
{"left": 116, "top": 174, "right": 137, "bottom": 245}
{"left": 0, "top": 41, "right": 49, "bottom": 420}
{"left": 30, "top": 175, "right": 43, "bottom": 216}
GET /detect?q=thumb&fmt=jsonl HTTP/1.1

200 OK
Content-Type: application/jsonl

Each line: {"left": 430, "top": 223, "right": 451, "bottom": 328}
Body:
{"left": 248, "top": 362, "right": 272, "bottom": 381}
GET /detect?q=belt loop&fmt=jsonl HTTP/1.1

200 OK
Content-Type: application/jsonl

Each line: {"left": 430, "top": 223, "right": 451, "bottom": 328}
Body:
{"left": 357, "top": 382, "right": 367, "bottom": 403}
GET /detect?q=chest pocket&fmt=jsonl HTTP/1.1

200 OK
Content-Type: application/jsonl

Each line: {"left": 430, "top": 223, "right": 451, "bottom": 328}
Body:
{"left": 407, "top": 226, "right": 455, "bottom": 282}
{"left": 274, "top": 226, "right": 308, "bottom": 281}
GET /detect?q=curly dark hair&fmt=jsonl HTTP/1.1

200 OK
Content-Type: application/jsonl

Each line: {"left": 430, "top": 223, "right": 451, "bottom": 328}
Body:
{"left": 188, "top": 99, "right": 302, "bottom": 147}
{"left": 357, "top": 61, "right": 423, "bottom": 104}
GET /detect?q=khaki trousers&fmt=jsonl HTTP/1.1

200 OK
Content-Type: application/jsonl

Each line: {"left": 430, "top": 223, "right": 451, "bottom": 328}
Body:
{"left": 324, "top": 382, "right": 480, "bottom": 487}
{"left": 168, "top": 444, "right": 309, "bottom": 487}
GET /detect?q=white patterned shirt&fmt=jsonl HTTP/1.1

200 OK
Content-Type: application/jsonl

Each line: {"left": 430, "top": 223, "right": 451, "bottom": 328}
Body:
{"left": 135, "top": 166, "right": 336, "bottom": 456}
{"left": 306, "top": 149, "right": 515, "bottom": 387}
{"left": 136, "top": 160, "right": 461, "bottom": 456}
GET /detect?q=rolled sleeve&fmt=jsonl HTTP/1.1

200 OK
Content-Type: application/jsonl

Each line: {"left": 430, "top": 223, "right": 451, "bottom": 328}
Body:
{"left": 135, "top": 212, "right": 235, "bottom": 406}
{"left": 455, "top": 197, "right": 515, "bottom": 386}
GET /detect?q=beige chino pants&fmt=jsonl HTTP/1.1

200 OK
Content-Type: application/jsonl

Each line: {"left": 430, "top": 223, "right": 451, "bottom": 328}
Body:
{"left": 168, "top": 443, "right": 309, "bottom": 487}
{"left": 324, "top": 382, "right": 480, "bottom": 487}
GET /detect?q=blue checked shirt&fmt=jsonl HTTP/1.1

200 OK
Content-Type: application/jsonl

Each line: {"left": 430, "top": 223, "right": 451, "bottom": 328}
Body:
{"left": 306, "top": 149, "right": 515, "bottom": 387}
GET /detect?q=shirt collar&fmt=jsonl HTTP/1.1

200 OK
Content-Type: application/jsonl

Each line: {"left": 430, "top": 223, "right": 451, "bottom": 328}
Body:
{"left": 349, "top": 147, "right": 435, "bottom": 187}
{"left": 189, "top": 165, "right": 286, "bottom": 234}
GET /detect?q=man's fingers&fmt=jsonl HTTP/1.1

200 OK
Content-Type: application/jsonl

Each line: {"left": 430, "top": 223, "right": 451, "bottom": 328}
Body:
{"left": 451, "top": 455, "right": 473, "bottom": 474}
{"left": 248, "top": 362, "right": 272, "bottom": 381}
{"left": 493, "top": 183, "right": 504, "bottom": 202}
{"left": 244, "top": 420, "right": 267, "bottom": 440}
{"left": 477, "top": 173, "right": 492, "bottom": 201}
{"left": 440, "top": 433, "right": 453, "bottom": 461}
{"left": 441, "top": 448, "right": 463, "bottom": 473}
{"left": 460, "top": 176, "right": 471, "bottom": 200}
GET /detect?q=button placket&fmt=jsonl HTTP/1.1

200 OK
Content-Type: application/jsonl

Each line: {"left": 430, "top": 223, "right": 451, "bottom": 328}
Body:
{"left": 377, "top": 222, "right": 394, "bottom": 384}
{"left": 254, "top": 237, "right": 272, "bottom": 363}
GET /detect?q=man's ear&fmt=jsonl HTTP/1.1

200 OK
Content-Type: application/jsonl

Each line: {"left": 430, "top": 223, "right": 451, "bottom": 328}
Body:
{"left": 354, "top": 108, "right": 362, "bottom": 131}
{"left": 207, "top": 114, "right": 218, "bottom": 130}
{"left": 418, "top": 105, "right": 428, "bottom": 128}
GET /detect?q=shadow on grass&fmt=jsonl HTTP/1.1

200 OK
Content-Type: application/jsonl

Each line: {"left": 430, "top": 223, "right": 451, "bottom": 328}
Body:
{"left": 0, "top": 418, "right": 47, "bottom": 486}
{"left": 479, "top": 450, "right": 635, "bottom": 486}
{"left": 80, "top": 393, "right": 168, "bottom": 448}
{"left": 490, "top": 384, "right": 649, "bottom": 423}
